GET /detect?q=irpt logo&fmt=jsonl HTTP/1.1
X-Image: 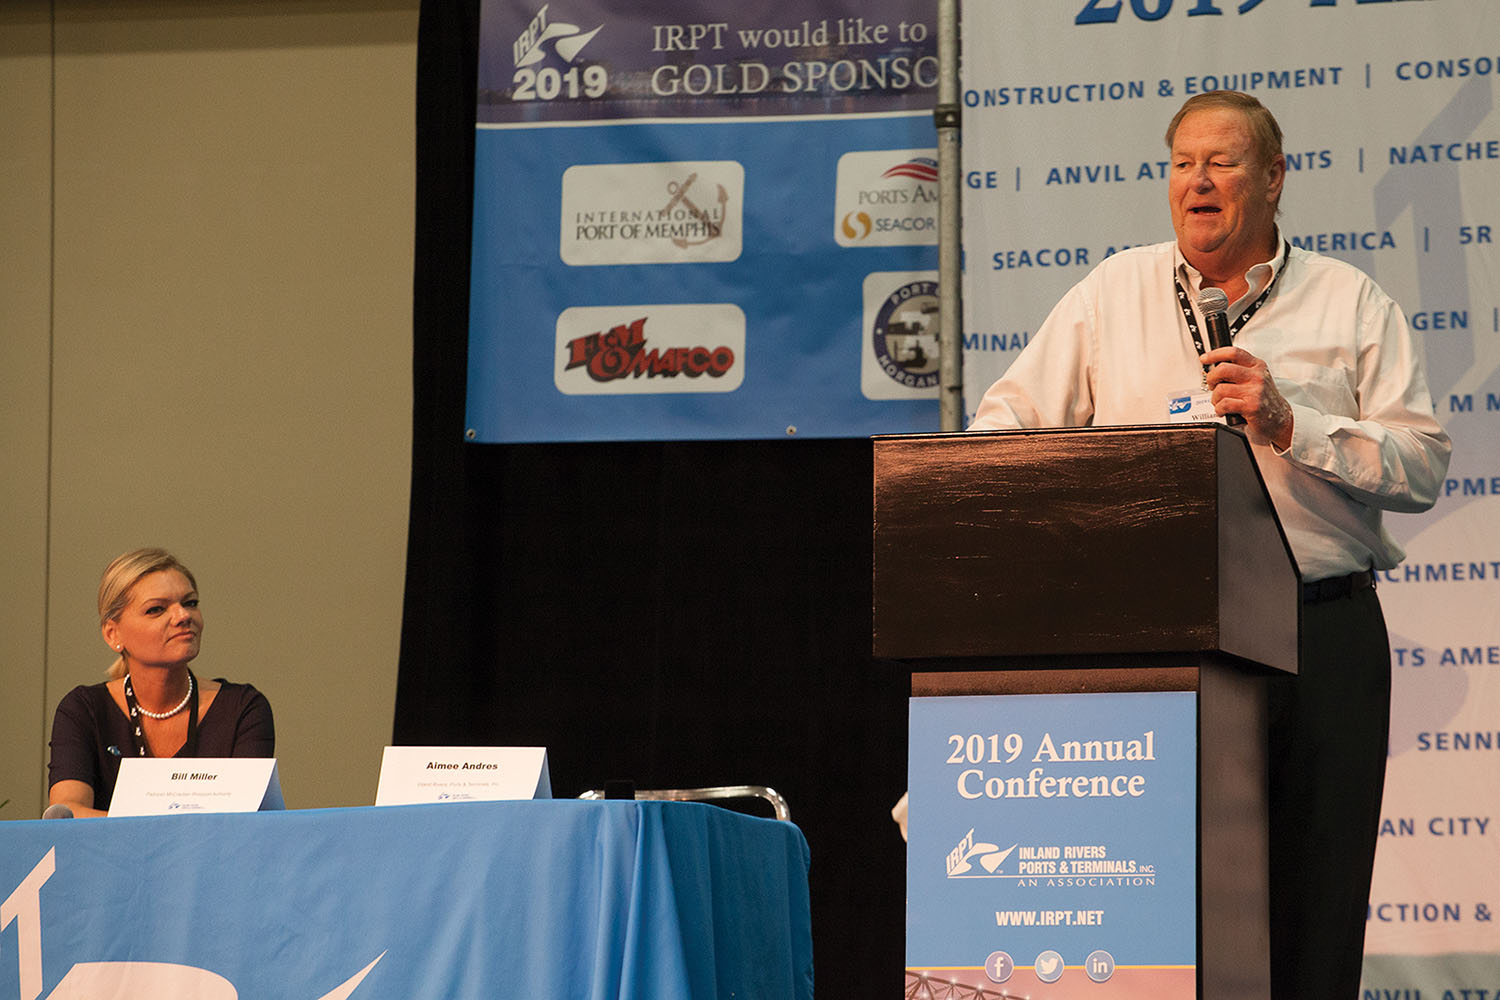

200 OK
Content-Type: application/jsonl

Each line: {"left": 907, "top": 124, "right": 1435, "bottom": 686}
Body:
{"left": 512, "top": 4, "right": 601, "bottom": 67}
{"left": 946, "top": 828, "right": 1018, "bottom": 877}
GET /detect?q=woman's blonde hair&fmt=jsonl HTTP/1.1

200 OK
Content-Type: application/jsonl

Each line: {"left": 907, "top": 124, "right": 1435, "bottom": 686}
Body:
{"left": 99, "top": 548, "right": 198, "bottom": 680}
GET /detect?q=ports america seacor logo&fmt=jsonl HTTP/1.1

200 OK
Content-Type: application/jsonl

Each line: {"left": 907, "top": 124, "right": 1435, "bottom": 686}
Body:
{"left": 835, "top": 149, "right": 939, "bottom": 247}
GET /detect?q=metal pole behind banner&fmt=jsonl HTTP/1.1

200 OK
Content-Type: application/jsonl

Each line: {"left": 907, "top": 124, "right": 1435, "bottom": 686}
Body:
{"left": 935, "top": 0, "right": 963, "bottom": 431}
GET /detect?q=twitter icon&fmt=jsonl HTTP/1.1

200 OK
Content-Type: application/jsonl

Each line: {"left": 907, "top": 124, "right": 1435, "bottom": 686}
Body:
{"left": 1034, "top": 950, "right": 1065, "bottom": 984}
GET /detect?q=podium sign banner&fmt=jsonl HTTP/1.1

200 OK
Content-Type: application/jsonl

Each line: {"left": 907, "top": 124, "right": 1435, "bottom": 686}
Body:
{"left": 907, "top": 692, "right": 1197, "bottom": 997}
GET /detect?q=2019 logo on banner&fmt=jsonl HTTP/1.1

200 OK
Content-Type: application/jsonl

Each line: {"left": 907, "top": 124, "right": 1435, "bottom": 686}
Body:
{"left": 510, "top": 5, "right": 607, "bottom": 102}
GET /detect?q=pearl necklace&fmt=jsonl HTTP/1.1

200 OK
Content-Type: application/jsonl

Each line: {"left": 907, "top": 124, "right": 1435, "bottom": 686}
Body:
{"left": 133, "top": 672, "right": 195, "bottom": 720}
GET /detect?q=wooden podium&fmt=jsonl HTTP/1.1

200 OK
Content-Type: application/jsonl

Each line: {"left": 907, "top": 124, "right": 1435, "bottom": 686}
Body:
{"left": 875, "top": 424, "right": 1300, "bottom": 1000}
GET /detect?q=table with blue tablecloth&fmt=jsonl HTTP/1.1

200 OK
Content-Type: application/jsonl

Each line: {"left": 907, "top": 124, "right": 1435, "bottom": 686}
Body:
{"left": 0, "top": 800, "right": 814, "bottom": 1000}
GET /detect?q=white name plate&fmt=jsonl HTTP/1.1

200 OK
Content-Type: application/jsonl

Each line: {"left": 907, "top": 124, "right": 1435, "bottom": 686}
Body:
{"left": 374, "top": 746, "right": 551, "bottom": 806}
{"left": 109, "top": 758, "right": 284, "bottom": 817}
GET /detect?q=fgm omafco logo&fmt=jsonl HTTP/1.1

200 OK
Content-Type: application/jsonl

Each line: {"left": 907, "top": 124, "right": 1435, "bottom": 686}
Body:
{"left": 2, "top": 850, "right": 384, "bottom": 1000}
{"left": 553, "top": 304, "right": 747, "bottom": 395}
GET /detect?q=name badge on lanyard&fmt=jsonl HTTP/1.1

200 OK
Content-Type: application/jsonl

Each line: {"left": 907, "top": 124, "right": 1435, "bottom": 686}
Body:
{"left": 1165, "top": 388, "right": 1223, "bottom": 424}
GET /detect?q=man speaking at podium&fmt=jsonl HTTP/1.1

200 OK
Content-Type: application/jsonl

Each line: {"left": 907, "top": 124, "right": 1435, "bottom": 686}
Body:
{"left": 969, "top": 91, "right": 1451, "bottom": 999}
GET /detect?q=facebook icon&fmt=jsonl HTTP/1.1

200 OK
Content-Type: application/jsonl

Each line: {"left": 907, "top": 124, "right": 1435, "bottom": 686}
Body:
{"left": 984, "top": 951, "right": 1014, "bottom": 983}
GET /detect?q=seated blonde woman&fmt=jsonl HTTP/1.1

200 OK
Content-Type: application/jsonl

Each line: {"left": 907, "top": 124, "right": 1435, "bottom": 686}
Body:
{"left": 47, "top": 548, "right": 274, "bottom": 816}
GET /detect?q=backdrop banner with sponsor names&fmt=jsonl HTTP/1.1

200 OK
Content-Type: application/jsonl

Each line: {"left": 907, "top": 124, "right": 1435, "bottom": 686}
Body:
{"left": 907, "top": 692, "right": 1198, "bottom": 996}
{"left": 958, "top": 0, "right": 1499, "bottom": 992}
{"left": 466, "top": 0, "right": 943, "bottom": 442}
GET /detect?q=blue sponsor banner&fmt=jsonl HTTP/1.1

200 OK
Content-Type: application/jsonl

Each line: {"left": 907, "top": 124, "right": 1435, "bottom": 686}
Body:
{"left": 908, "top": 692, "right": 1197, "bottom": 997}
{"left": 467, "top": 0, "right": 941, "bottom": 442}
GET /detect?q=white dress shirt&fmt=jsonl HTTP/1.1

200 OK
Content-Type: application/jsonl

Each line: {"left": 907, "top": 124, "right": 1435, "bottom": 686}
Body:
{"left": 970, "top": 237, "right": 1452, "bottom": 581}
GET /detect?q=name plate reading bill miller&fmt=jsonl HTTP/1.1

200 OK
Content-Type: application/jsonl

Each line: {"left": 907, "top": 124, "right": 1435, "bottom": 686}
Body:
{"left": 109, "top": 758, "right": 285, "bottom": 817}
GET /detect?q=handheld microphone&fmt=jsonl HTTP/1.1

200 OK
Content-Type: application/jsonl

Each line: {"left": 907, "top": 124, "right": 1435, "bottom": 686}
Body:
{"left": 1196, "top": 287, "right": 1245, "bottom": 426}
{"left": 42, "top": 803, "right": 75, "bottom": 820}
{"left": 1197, "top": 287, "right": 1233, "bottom": 352}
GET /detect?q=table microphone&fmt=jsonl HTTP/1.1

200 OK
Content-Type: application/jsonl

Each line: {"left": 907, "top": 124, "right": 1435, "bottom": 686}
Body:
{"left": 1196, "top": 287, "right": 1245, "bottom": 427}
{"left": 42, "top": 803, "right": 75, "bottom": 819}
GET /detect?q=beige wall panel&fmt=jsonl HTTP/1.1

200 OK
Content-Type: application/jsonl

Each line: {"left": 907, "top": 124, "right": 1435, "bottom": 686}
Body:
{"left": 43, "top": 1, "right": 417, "bottom": 809}
{"left": 0, "top": 3, "right": 56, "bottom": 819}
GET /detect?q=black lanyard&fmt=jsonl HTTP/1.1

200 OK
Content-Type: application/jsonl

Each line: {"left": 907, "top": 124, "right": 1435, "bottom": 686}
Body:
{"left": 1174, "top": 240, "right": 1291, "bottom": 361}
{"left": 122, "top": 669, "right": 200, "bottom": 758}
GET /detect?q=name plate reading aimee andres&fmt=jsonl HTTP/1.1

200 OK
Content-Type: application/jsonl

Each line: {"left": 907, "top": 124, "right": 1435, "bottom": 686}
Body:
{"left": 374, "top": 746, "right": 551, "bottom": 806}
{"left": 109, "top": 758, "right": 285, "bottom": 817}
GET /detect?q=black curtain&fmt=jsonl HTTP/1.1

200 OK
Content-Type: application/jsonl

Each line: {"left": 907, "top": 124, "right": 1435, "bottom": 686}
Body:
{"left": 398, "top": 1, "right": 910, "bottom": 990}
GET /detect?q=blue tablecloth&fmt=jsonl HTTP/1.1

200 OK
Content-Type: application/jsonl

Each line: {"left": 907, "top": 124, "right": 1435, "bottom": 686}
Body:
{"left": 0, "top": 800, "right": 814, "bottom": 1000}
